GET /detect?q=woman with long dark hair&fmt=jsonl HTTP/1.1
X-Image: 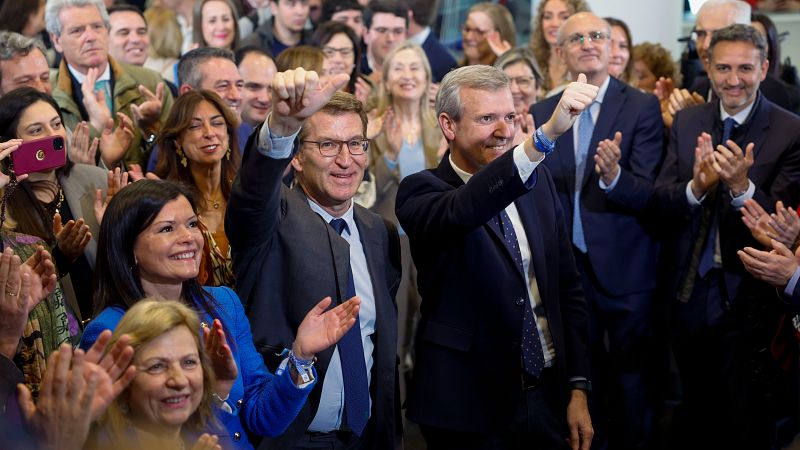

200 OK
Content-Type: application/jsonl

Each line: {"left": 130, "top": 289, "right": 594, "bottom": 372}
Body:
{"left": 82, "top": 179, "right": 360, "bottom": 450}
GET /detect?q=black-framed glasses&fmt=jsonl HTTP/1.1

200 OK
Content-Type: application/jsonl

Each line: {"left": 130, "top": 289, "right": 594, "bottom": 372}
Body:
{"left": 561, "top": 31, "right": 609, "bottom": 47}
{"left": 302, "top": 139, "right": 369, "bottom": 157}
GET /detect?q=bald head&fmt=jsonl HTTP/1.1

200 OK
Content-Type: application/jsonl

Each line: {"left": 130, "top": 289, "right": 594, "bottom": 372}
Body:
{"left": 556, "top": 12, "right": 611, "bottom": 86}
{"left": 695, "top": 0, "right": 751, "bottom": 68}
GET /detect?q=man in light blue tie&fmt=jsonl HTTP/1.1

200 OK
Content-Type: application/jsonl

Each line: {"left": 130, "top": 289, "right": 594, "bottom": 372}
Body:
{"left": 530, "top": 12, "right": 665, "bottom": 450}
{"left": 226, "top": 69, "right": 402, "bottom": 449}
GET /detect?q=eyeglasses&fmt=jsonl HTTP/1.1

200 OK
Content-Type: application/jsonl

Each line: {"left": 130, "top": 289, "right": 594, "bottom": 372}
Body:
{"left": 302, "top": 139, "right": 369, "bottom": 157}
{"left": 509, "top": 76, "right": 535, "bottom": 90}
{"left": 461, "top": 25, "right": 492, "bottom": 36}
{"left": 692, "top": 28, "right": 710, "bottom": 41}
{"left": 322, "top": 46, "right": 354, "bottom": 58}
{"left": 560, "top": 31, "right": 609, "bottom": 47}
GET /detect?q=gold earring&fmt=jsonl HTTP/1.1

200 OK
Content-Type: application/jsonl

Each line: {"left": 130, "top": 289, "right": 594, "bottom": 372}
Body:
{"left": 225, "top": 147, "right": 231, "bottom": 160}
{"left": 176, "top": 146, "right": 188, "bottom": 167}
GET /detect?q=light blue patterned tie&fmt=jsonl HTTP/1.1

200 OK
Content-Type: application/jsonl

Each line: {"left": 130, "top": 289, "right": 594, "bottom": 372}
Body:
{"left": 573, "top": 106, "right": 594, "bottom": 253}
{"left": 94, "top": 79, "right": 113, "bottom": 114}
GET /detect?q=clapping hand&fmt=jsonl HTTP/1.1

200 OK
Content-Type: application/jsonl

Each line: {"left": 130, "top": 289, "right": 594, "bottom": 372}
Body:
{"left": 81, "top": 329, "right": 136, "bottom": 420}
{"left": 0, "top": 248, "right": 35, "bottom": 359}
{"left": 53, "top": 213, "right": 91, "bottom": 261}
{"left": 512, "top": 113, "right": 535, "bottom": 147}
{"left": 712, "top": 139, "right": 754, "bottom": 196}
{"left": 292, "top": 296, "right": 361, "bottom": 360}
{"left": 487, "top": 31, "right": 512, "bottom": 56}
{"left": 94, "top": 168, "right": 130, "bottom": 224}
{"left": 738, "top": 239, "right": 800, "bottom": 288}
{"left": 594, "top": 131, "right": 622, "bottom": 185}
{"left": 98, "top": 112, "right": 135, "bottom": 168}
{"left": 203, "top": 319, "right": 238, "bottom": 401}
{"left": 68, "top": 122, "right": 99, "bottom": 165}
{"left": 691, "top": 132, "right": 719, "bottom": 199}
{"left": 80, "top": 67, "right": 112, "bottom": 133}
{"left": 192, "top": 434, "right": 222, "bottom": 450}
{"left": 130, "top": 83, "right": 165, "bottom": 132}
{"left": 23, "top": 245, "right": 57, "bottom": 306}
{"left": 741, "top": 199, "right": 800, "bottom": 249}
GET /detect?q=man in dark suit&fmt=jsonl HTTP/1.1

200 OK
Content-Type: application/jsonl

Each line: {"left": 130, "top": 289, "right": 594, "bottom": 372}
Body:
{"left": 531, "top": 12, "right": 663, "bottom": 450}
{"left": 396, "top": 64, "right": 596, "bottom": 449}
{"left": 226, "top": 70, "right": 401, "bottom": 449}
{"left": 406, "top": 0, "right": 456, "bottom": 83}
{"left": 653, "top": 24, "right": 800, "bottom": 449}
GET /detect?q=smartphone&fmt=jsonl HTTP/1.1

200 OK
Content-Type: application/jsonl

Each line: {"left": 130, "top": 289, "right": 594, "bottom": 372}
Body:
{"left": 10, "top": 135, "right": 67, "bottom": 176}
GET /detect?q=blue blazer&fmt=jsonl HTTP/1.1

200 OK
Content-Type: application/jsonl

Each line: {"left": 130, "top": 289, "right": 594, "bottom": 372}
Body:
{"left": 396, "top": 149, "right": 589, "bottom": 433}
{"left": 421, "top": 32, "right": 457, "bottom": 83}
{"left": 81, "top": 287, "right": 312, "bottom": 450}
{"left": 531, "top": 77, "right": 664, "bottom": 297}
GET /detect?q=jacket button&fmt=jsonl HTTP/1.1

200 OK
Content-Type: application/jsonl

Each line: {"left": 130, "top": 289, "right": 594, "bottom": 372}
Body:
{"left": 233, "top": 432, "right": 241, "bottom": 441}
{"left": 515, "top": 297, "right": 525, "bottom": 306}
{"left": 237, "top": 399, "right": 243, "bottom": 407}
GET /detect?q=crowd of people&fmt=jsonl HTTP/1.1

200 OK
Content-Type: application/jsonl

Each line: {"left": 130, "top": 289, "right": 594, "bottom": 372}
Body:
{"left": 0, "top": 0, "right": 799, "bottom": 449}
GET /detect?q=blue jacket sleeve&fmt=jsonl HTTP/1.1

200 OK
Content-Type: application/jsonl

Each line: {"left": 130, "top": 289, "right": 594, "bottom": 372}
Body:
{"left": 215, "top": 287, "right": 313, "bottom": 438}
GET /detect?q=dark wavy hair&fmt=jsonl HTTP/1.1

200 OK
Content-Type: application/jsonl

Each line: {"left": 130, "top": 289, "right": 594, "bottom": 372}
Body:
{"left": 92, "top": 179, "right": 220, "bottom": 317}
{"left": 313, "top": 20, "right": 362, "bottom": 94}
{"left": 154, "top": 89, "right": 241, "bottom": 211}
{"left": 0, "top": 87, "right": 73, "bottom": 243}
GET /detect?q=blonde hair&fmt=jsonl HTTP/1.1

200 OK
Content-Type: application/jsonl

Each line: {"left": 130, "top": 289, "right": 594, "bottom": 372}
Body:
{"left": 144, "top": 6, "right": 182, "bottom": 59}
{"left": 276, "top": 45, "right": 325, "bottom": 73}
{"left": 529, "top": 0, "right": 590, "bottom": 90}
{"left": 99, "top": 299, "right": 216, "bottom": 444}
{"left": 466, "top": 2, "right": 516, "bottom": 65}
{"left": 374, "top": 42, "right": 436, "bottom": 127}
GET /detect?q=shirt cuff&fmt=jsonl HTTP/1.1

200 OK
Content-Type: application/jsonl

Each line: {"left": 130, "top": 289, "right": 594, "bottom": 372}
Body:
{"left": 257, "top": 114, "right": 300, "bottom": 159}
{"left": 513, "top": 141, "right": 545, "bottom": 183}
{"left": 598, "top": 169, "right": 621, "bottom": 192}
{"left": 784, "top": 266, "right": 800, "bottom": 297}
{"left": 685, "top": 180, "right": 706, "bottom": 206}
{"left": 383, "top": 154, "right": 399, "bottom": 171}
{"left": 729, "top": 180, "right": 755, "bottom": 208}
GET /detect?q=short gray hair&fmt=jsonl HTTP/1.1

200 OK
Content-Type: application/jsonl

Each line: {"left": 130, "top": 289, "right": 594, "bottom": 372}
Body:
{"left": 177, "top": 47, "right": 236, "bottom": 89}
{"left": 436, "top": 65, "right": 510, "bottom": 122}
{"left": 697, "top": 0, "right": 751, "bottom": 26}
{"left": 0, "top": 31, "right": 47, "bottom": 62}
{"left": 45, "top": 0, "right": 110, "bottom": 37}
{"left": 0, "top": 32, "right": 47, "bottom": 85}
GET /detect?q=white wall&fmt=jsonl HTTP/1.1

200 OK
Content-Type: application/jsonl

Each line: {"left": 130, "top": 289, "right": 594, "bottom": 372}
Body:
{"left": 531, "top": 0, "right": 687, "bottom": 57}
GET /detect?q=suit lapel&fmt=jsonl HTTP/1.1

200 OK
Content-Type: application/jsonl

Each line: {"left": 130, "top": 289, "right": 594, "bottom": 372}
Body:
{"left": 743, "top": 96, "right": 771, "bottom": 158}
{"left": 436, "top": 153, "right": 526, "bottom": 282}
{"left": 583, "top": 79, "right": 625, "bottom": 188}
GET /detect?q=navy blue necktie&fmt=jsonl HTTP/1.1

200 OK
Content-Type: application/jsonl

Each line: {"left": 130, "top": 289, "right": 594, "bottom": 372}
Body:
{"left": 698, "top": 117, "right": 737, "bottom": 277}
{"left": 494, "top": 210, "right": 545, "bottom": 377}
{"left": 329, "top": 218, "right": 369, "bottom": 435}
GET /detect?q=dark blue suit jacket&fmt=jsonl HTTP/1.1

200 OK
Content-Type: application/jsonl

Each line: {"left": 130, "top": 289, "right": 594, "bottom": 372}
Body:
{"left": 531, "top": 77, "right": 664, "bottom": 297}
{"left": 420, "top": 31, "right": 457, "bottom": 83}
{"left": 653, "top": 96, "right": 800, "bottom": 314}
{"left": 396, "top": 149, "right": 589, "bottom": 433}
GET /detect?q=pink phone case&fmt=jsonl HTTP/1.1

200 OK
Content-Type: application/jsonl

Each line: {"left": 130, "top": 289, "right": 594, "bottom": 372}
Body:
{"left": 11, "top": 135, "right": 67, "bottom": 176}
